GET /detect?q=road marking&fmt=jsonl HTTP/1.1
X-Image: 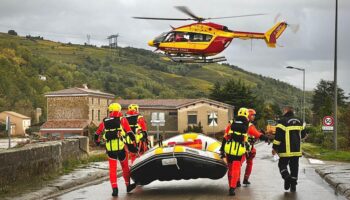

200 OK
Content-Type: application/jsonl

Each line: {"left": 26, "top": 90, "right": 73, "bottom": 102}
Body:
{"left": 308, "top": 158, "right": 325, "bottom": 164}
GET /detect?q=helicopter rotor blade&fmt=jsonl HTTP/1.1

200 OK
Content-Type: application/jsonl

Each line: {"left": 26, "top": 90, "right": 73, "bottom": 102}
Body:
{"left": 133, "top": 16, "right": 193, "bottom": 21}
{"left": 175, "top": 6, "right": 202, "bottom": 21}
{"left": 207, "top": 13, "right": 267, "bottom": 20}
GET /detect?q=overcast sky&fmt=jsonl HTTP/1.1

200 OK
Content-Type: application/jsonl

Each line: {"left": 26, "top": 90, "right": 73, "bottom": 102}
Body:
{"left": 0, "top": 0, "right": 349, "bottom": 94}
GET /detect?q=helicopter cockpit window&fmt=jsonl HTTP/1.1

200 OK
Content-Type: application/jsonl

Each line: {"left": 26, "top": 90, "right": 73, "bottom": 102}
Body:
{"left": 164, "top": 32, "right": 175, "bottom": 42}
{"left": 154, "top": 32, "right": 167, "bottom": 43}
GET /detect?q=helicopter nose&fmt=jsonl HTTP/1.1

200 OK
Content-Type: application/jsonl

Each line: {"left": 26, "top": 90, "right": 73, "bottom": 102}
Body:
{"left": 148, "top": 40, "right": 154, "bottom": 47}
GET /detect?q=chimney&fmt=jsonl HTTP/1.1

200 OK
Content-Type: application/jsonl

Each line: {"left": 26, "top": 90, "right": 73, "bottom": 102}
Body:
{"left": 82, "top": 84, "right": 88, "bottom": 89}
{"left": 35, "top": 108, "right": 42, "bottom": 123}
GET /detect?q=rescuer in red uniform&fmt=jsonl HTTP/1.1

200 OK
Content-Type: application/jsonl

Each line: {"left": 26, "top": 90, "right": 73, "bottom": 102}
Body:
{"left": 239, "top": 109, "right": 269, "bottom": 186}
{"left": 125, "top": 104, "right": 149, "bottom": 164}
{"left": 220, "top": 107, "right": 250, "bottom": 196}
{"left": 94, "top": 103, "right": 137, "bottom": 196}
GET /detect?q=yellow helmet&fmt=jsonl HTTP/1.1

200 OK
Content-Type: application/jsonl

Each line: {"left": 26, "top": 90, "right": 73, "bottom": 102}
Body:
{"left": 237, "top": 107, "right": 249, "bottom": 119}
{"left": 108, "top": 103, "right": 121, "bottom": 112}
{"left": 128, "top": 104, "right": 139, "bottom": 112}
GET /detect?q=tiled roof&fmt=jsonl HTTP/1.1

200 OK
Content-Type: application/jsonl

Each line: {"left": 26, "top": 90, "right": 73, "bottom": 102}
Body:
{"left": 118, "top": 99, "right": 196, "bottom": 109}
{"left": 1, "top": 111, "right": 30, "bottom": 119}
{"left": 45, "top": 87, "right": 115, "bottom": 98}
{"left": 118, "top": 98, "right": 233, "bottom": 109}
{"left": 40, "top": 120, "right": 89, "bottom": 129}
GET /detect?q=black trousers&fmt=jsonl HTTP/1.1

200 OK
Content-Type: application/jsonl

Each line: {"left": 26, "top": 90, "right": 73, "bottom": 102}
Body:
{"left": 278, "top": 156, "right": 299, "bottom": 185}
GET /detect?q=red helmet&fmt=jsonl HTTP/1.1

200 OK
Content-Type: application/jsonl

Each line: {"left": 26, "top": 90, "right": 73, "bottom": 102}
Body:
{"left": 248, "top": 109, "right": 256, "bottom": 120}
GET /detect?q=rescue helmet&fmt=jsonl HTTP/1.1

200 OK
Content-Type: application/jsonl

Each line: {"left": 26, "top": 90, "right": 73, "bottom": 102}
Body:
{"left": 248, "top": 108, "right": 256, "bottom": 117}
{"left": 108, "top": 103, "right": 121, "bottom": 112}
{"left": 128, "top": 104, "right": 139, "bottom": 112}
{"left": 237, "top": 107, "right": 249, "bottom": 119}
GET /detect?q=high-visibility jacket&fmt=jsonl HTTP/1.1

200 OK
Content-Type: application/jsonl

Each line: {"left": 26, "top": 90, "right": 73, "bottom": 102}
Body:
{"left": 125, "top": 113, "right": 147, "bottom": 144}
{"left": 95, "top": 111, "right": 132, "bottom": 151}
{"left": 272, "top": 111, "right": 306, "bottom": 157}
{"left": 224, "top": 117, "right": 249, "bottom": 156}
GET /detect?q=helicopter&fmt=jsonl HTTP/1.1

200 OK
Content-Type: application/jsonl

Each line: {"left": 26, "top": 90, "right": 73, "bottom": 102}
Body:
{"left": 134, "top": 6, "right": 288, "bottom": 63}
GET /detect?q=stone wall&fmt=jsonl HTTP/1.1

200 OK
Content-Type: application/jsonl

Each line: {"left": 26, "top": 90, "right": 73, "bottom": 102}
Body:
{"left": 47, "top": 96, "right": 89, "bottom": 120}
{"left": 0, "top": 136, "right": 89, "bottom": 189}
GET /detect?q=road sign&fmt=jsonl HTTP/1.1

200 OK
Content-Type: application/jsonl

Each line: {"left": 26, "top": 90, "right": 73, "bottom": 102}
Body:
{"left": 208, "top": 112, "right": 218, "bottom": 127}
{"left": 322, "top": 116, "right": 334, "bottom": 131}
{"left": 151, "top": 112, "right": 165, "bottom": 126}
{"left": 322, "top": 116, "right": 334, "bottom": 126}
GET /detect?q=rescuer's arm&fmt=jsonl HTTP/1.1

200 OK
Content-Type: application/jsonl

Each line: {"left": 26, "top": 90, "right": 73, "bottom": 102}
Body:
{"left": 94, "top": 122, "right": 105, "bottom": 146}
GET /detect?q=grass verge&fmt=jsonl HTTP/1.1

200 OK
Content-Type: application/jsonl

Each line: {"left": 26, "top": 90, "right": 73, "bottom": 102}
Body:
{"left": 302, "top": 142, "right": 350, "bottom": 162}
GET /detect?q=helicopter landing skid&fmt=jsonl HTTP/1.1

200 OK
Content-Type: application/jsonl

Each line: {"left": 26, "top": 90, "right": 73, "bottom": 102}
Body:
{"left": 169, "top": 56, "right": 227, "bottom": 63}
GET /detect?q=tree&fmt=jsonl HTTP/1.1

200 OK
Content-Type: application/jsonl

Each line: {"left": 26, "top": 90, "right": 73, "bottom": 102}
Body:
{"left": 312, "top": 80, "right": 348, "bottom": 123}
{"left": 8, "top": 30, "right": 17, "bottom": 36}
{"left": 210, "top": 79, "right": 257, "bottom": 113}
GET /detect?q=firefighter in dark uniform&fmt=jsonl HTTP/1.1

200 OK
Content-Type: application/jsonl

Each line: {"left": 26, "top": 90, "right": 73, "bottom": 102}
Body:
{"left": 125, "top": 104, "right": 149, "bottom": 164}
{"left": 94, "top": 103, "right": 137, "bottom": 196}
{"left": 272, "top": 106, "right": 306, "bottom": 192}
{"left": 220, "top": 107, "right": 250, "bottom": 196}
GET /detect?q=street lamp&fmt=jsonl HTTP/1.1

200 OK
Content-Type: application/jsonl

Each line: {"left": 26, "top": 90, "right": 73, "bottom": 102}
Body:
{"left": 286, "top": 66, "right": 306, "bottom": 124}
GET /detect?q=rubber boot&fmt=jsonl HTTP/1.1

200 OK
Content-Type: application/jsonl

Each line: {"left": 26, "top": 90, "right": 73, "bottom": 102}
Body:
{"left": 229, "top": 187, "right": 235, "bottom": 196}
{"left": 112, "top": 188, "right": 118, "bottom": 196}
{"left": 236, "top": 181, "right": 241, "bottom": 187}
{"left": 284, "top": 176, "right": 291, "bottom": 190}
{"left": 127, "top": 183, "right": 136, "bottom": 193}
{"left": 243, "top": 179, "right": 251, "bottom": 185}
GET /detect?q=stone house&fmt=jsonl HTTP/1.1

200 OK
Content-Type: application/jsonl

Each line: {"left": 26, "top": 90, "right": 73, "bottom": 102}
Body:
{"left": 40, "top": 87, "right": 115, "bottom": 139}
{"left": 0, "top": 111, "right": 31, "bottom": 136}
{"left": 118, "top": 98, "right": 234, "bottom": 137}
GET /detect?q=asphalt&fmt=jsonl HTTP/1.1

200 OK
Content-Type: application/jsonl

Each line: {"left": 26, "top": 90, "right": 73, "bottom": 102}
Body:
{"left": 52, "top": 143, "right": 348, "bottom": 200}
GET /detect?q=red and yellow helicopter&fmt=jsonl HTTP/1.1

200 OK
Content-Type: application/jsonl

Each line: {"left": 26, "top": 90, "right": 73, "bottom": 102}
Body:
{"left": 134, "top": 6, "right": 288, "bottom": 63}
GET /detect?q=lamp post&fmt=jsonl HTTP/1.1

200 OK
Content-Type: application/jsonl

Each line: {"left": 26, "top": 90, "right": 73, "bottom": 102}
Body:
{"left": 286, "top": 66, "right": 306, "bottom": 124}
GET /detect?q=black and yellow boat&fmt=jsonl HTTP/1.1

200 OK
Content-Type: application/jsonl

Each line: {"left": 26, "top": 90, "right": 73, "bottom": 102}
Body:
{"left": 130, "top": 133, "right": 227, "bottom": 185}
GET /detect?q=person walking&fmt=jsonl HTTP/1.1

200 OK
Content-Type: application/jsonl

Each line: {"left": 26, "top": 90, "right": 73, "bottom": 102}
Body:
{"left": 125, "top": 104, "right": 149, "bottom": 164}
{"left": 220, "top": 107, "right": 250, "bottom": 196}
{"left": 272, "top": 106, "right": 306, "bottom": 192}
{"left": 94, "top": 103, "right": 137, "bottom": 196}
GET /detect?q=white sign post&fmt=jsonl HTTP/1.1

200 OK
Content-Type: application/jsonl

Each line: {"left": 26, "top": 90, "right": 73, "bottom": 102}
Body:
{"left": 6, "top": 116, "right": 11, "bottom": 149}
{"left": 208, "top": 112, "right": 218, "bottom": 138}
{"left": 322, "top": 116, "right": 334, "bottom": 132}
{"left": 151, "top": 112, "right": 165, "bottom": 142}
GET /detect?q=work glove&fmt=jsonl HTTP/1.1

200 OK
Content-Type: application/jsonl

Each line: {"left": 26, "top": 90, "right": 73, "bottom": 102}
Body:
{"left": 127, "top": 131, "right": 136, "bottom": 142}
{"left": 94, "top": 133, "right": 100, "bottom": 146}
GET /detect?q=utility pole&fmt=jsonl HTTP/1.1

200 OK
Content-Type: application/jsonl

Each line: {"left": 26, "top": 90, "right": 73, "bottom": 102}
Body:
{"left": 333, "top": 0, "right": 338, "bottom": 150}
{"left": 107, "top": 34, "right": 119, "bottom": 49}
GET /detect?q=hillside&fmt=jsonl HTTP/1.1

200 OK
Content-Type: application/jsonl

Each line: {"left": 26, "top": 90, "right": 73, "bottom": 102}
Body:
{"left": 0, "top": 32, "right": 311, "bottom": 120}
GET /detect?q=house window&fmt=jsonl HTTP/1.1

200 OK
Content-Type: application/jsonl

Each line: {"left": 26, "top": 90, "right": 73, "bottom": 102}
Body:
{"left": 169, "top": 111, "right": 178, "bottom": 116}
{"left": 91, "top": 98, "right": 94, "bottom": 105}
{"left": 98, "top": 110, "right": 100, "bottom": 121}
{"left": 92, "top": 109, "right": 94, "bottom": 121}
{"left": 187, "top": 112, "right": 197, "bottom": 125}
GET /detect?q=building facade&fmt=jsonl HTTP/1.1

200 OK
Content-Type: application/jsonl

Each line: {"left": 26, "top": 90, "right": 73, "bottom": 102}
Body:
{"left": 0, "top": 111, "right": 31, "bottom": 136}
{"left": 40, "top": 87, "right": 115, "bottom": 139}
{"left": 119, "top": 98, "right": 234, "bottom": 138}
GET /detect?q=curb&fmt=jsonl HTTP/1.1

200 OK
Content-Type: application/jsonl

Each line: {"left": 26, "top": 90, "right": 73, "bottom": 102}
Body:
{"left": 314, "top": 166, "right": 350, "bottom": 200}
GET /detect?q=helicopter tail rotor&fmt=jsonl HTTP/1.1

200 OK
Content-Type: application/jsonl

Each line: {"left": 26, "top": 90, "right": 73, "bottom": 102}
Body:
{"left": 274, "top": 13, "right": 300, "bottom": 33}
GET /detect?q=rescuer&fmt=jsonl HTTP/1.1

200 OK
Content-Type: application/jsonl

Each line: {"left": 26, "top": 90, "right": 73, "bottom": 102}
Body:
{"left": 272, "top": 106, "right": 306, "bottom": 192}
{"left": 125, "top": 104, "right": 149, "bottom": 164}
{"left": 94, "top": 103, "right": 137, "bottom": 196}
{"left": 220, "top": 107, "right": 250, "bottom": 196}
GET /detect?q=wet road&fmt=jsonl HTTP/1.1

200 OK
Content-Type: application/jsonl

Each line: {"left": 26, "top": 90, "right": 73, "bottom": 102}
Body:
{"left": 55, "top": 143, "right": 346, "bottom": 200}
